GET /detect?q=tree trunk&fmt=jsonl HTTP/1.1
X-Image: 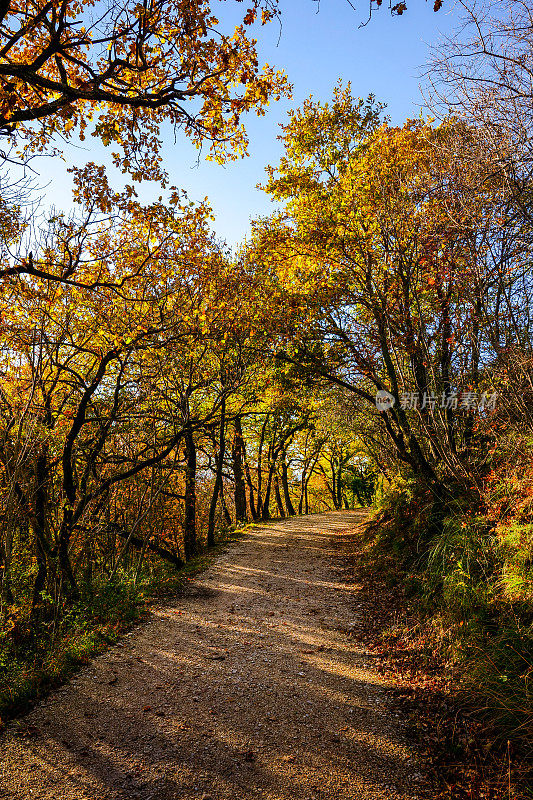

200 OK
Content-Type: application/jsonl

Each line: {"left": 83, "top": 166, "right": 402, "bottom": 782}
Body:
{"left": 240, "top": 424, "right": 257, "bottom": 521}
{"left": 256, "top": 414, "right": 269, "bottom": 518}
{"left": 232, "top": 415, "right": 247, "bottom": 524}
{"left": 336, "top": 461, "right": 343, "bottom": 510}
{"left": 261, "top": 460, "right": 275, "bottom": 521}
{"left": 298, "top": 463, "right": 308, "bottom": 515}
{"left": 221, "top": 486, "right": 232, "bottom": 526}
{"left": 274, "top": 470, "right": 285, "bottom": 518}
{"left": 183, "top": 429, "right": 197, "bottom": 560}
{"left": 0, "top": 524, "right": 13, "bottom": 606}
{"left": 208, "top": 399, "right": 226, "bottom": 547}
{"left": 244, "top": 457, "right": 258, "bottom": 521}
{"left": 280, "top": 453, "right": 296, "bottom": 516}
{"left": 330, "top": 458, "right": 340, "bottom": 510}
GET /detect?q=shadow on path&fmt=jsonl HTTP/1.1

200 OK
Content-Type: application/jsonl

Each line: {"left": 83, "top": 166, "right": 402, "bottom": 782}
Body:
{"left": 0, "top": 511, "right": 425, "bottom": 800}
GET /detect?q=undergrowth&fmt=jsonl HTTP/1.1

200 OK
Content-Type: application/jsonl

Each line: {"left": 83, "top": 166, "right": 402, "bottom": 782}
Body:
{"left": 365, "top": 477, "right": 533, "bottom": 797}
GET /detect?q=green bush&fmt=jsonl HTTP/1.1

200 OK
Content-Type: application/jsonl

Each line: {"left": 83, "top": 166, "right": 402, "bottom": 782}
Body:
{"left": 0, "top": 576, "right": 142, "bottom": 722}
{"left": 461, "top": 621, "right": 533, "bottom": 752}
{"left": 369, "top": 480, "right": 533, "bottom": 754}
{"left": 497, "top": 524, "right": 533, "bottom": 606}
{"left": 425, "top": 515, "right": 495, "bottom": 618}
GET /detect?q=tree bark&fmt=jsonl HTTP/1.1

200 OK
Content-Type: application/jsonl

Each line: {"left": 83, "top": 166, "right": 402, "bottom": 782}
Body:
{"left": 261, "top": 459, "right": 275, "bottom": 521}
{"left": 232, "top": 415, "right": 247, "bottom": 524}
{"left": 256, "top": 414, "right": 269, "bottom": 518}
{"left": 244, "top": 456, "right": 258, "bottom": 521}
{"left": 280, "top": 453, "right": 296, "bottom": 516}
{"left": 274, "top": 470, "right": 285, "bottom": 518}
{"left": 221, "top": 486, "right": 232, "bottom": 526}
{"left": 183, "top": 429, "right": 197, "bottom": 560}
{"left": 336, "top": 461, "right": 343, "bottom": 510}
{"left": 0, "top": 524, "right": 13, "bottom": 606}
{"left": 208, "top": 398, "right": 226, "bottom": 547}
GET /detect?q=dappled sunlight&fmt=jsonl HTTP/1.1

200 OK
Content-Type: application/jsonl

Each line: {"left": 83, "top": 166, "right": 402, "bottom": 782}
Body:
{"left": 0, "top": 512, "right": 421, "bottom": 800}
{"left": 224, "top": 563, "right": 360, "bottom": 593}
{"left": 199, "top": 581, "right": 266, "bottom": 596}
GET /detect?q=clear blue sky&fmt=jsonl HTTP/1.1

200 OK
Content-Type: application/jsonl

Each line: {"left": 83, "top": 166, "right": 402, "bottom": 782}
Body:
{"left": 40, "top": 0, "right": 460, "bottom": 248}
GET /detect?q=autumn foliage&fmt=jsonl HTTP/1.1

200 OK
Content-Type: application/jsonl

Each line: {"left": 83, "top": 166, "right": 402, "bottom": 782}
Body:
{"left": 0, "top": 2, "right": 531, "bottom": 794}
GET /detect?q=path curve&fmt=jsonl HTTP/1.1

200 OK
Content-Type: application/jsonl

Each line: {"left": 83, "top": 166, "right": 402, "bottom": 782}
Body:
{"left": 0, "top": 511, "right": 425, "bottom": 800}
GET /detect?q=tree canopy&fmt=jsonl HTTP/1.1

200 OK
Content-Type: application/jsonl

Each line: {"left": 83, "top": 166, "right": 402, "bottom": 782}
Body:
{"left": 0, "top": 0, "right": 289, "bottom": 178}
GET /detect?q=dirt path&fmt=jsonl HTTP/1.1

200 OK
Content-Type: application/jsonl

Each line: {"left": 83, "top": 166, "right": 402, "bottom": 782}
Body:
{"left": 0, "top": 511, "right": 426, "bottom": 800}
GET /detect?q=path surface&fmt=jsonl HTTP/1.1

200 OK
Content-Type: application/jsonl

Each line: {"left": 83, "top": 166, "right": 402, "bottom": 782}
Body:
{"left": 0, "top": 512, "right": 425, "bottom": 800}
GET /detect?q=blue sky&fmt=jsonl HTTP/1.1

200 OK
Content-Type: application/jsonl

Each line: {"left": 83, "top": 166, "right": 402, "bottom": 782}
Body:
{"left": 39, "top": 0, "right": 460, "bottom": 248}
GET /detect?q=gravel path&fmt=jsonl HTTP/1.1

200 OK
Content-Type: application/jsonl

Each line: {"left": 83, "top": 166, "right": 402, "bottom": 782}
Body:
{"left": 0, "top": 511, "right": 425, "bottom": 800}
